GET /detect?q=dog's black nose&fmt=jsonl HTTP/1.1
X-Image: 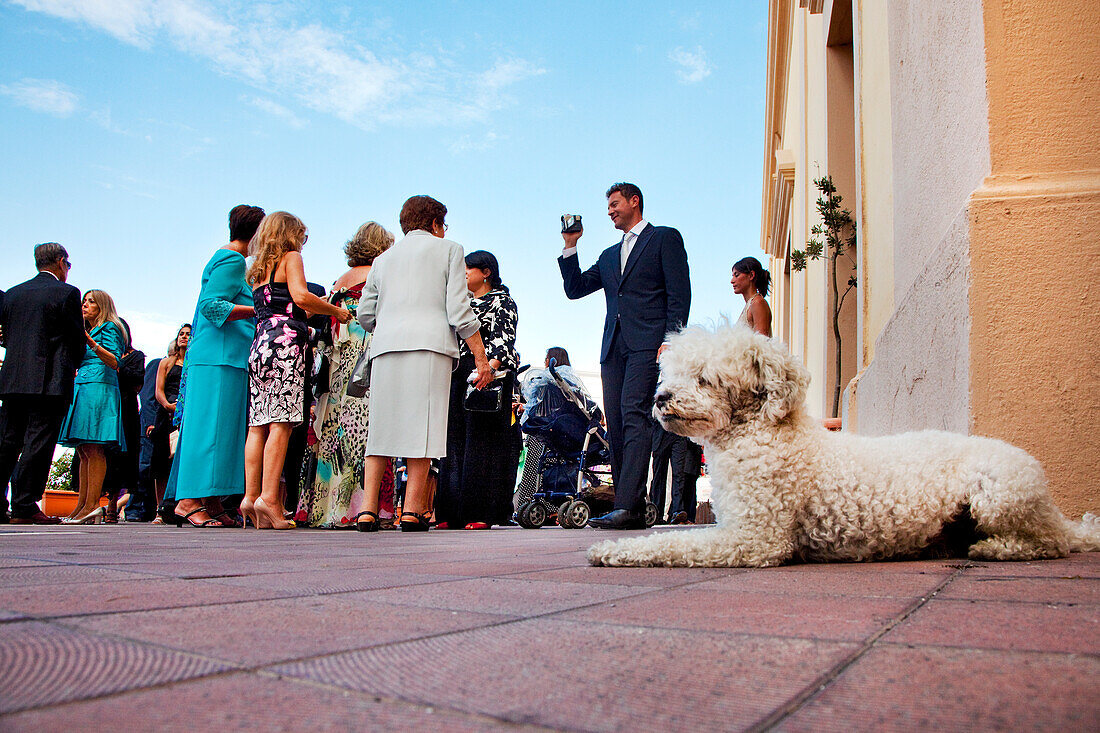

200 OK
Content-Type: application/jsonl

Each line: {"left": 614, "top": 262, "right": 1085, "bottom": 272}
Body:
{"left": 654, "top": 390, "right": 669, "bottom": 409}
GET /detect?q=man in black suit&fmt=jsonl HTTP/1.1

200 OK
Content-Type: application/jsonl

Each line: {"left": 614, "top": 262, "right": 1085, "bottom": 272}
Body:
{"left": 0, "top": 243, "right": 85, "bottom": 524}
{"left": 559, "top": 182, "right": 690, "bottom": 529}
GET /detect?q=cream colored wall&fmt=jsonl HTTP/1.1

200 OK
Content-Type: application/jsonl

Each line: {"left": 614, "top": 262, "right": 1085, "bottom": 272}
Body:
{"left": 798, "top": 9, "right": 830, "bottom": 418}
{"left": 849, "top": 0, "right": 988, "bottom": 437}
{"left": 852, "top": 0, "right": 894, "bottom": 369}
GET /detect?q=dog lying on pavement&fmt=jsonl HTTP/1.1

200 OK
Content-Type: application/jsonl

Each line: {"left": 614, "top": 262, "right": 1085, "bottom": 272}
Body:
{"left": 587, "top": 324, "right": 1099, "bottom": 567}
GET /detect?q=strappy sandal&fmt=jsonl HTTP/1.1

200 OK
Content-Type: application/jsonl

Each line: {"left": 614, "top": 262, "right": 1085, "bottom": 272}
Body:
{"left": 173, "top": 507, "right": 223, "bottom": 528}
{"left": 354, "top": 510, "right": 379, "bottom": 533}
{"left": 399, "top": 511, "right": 430, "bottom": 532}
{"left": 209, "top": 510, "right": 241, "bottom": 528}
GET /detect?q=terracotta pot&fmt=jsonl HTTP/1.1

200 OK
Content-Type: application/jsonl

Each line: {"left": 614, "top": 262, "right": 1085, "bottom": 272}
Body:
{"left": 41, "top": 490, "right": 108, "bottom": 517}
{"left": 822, "top": 417, "right": 843, "bottom": 431}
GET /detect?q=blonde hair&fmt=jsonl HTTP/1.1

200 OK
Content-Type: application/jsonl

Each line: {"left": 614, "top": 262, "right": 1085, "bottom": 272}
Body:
{"left": 247, "top": 211, "right": 307, "bottom": 286}
{"left": 345, "top": 221, "right": 394, "bottom": 267}
{"left": 83, "top": 289, "right": 129, "bottom": 344}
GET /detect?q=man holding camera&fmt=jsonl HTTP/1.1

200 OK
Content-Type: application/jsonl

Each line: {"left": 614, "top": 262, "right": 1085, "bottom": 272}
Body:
{"left": 558, "top": 182, "right": 690, "bottom": 529}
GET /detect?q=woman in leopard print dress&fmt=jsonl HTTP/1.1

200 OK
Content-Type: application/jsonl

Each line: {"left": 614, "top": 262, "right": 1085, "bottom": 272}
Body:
{"left": 295, "top": 222, "right": 395, "bottom": 528}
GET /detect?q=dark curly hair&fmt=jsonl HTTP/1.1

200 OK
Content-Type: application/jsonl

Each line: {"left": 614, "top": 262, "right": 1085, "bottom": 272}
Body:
{"left": 399, "top": 195, "right": 447, "bottom": 235}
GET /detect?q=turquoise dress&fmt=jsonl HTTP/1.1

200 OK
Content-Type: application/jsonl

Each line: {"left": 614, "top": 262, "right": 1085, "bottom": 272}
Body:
{"left": 174, "top": 248, "right": 254, "bottom": 499}
{"left": 58, "top": 322, "right": 127, "bottom": 449}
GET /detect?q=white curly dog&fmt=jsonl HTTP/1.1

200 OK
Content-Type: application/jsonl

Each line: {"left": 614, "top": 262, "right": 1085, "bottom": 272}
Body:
{"left": 587, "top": 324, "right": 1099, "bottom": 567}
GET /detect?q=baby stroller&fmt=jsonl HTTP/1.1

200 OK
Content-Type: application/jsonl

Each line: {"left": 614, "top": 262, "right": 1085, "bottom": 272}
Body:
{"left": 516, "top": 362, "right": 658, "bottom": 529}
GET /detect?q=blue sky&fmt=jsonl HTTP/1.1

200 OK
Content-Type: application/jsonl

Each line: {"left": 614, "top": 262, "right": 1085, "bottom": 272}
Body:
{"left": 0, "top": 0, "right": 767, "bottom": 372}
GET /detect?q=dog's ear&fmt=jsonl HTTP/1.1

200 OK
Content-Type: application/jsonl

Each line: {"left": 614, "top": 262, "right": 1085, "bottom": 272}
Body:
{"left": 753, "top": 344, "right": 810, "bottom": 423}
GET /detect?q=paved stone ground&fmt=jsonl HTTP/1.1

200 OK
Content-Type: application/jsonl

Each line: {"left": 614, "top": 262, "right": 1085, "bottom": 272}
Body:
{"left": 0, "top": 524, "right": 1097, "bottom": 732}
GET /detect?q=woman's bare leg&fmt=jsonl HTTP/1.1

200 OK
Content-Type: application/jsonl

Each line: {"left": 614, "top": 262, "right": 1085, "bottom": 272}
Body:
{"left": 403, "top": 458, "right": 432, "bottom": 518}
{"left": 81, "top": 445, "right": 106, "bottom": 516}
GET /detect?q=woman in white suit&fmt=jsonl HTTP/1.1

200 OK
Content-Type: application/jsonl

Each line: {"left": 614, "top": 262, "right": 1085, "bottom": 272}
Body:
{"left": 356, "top": 195, "right": 494, "bottom": 531}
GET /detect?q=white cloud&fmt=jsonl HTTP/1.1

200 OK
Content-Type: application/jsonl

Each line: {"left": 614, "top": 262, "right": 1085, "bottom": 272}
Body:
{"left": 0, "top": 77, "right": 80, "bottom": 116}
{"left": 449, "top": 130, "right": 499, "bottom": 154}
{"left": 669, "top": 46, "right": 712, "bottom": 84}
{"left": 13, "top": 0, "right": 545, "bottom": 128}
{"left": 14, "top": 0, "right": 156, "bottom": 45}
{"left": 245, "top": 96, "right": 306, "bottom": 128}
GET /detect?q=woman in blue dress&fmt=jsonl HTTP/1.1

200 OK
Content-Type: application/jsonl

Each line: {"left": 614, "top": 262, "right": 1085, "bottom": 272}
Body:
{"left": 171, "top": 204, "right": 264, "bottom": 527}
{"left": 58, "top": 289, "right": 128, "bottom": 524}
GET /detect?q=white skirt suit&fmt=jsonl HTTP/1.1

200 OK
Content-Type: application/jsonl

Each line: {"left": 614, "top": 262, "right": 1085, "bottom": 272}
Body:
{"left": 357, "top": 229, "right": 482, "bottom": 458}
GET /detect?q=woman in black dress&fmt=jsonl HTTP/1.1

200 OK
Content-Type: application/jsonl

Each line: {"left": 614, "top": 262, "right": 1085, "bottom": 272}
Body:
{"left": 146, "top": 324, "right": 190, "bottom": 522}
{"left": 436, "top": 250, "right": 521, "bottom": 529}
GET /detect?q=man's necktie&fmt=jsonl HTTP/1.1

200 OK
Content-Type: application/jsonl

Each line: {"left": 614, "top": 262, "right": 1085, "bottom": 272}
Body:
{"left": 620, "top": 232, "right": 635, "bottom": 274}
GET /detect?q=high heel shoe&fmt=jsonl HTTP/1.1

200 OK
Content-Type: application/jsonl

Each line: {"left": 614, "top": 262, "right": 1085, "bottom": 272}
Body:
{"left": 62, "top": 507, "right": 104, "bottom": 525}
{"left": 353, "top": 510, "right": 379, "bottom": 533}
{"left": 238, "top": 498, "right": 257, "bottom": 529}
{"left": 254, "top": 497, "right": 296, "bottom": 530}
{"left": 399, "top": 511, "right": 430, "bottom": 532}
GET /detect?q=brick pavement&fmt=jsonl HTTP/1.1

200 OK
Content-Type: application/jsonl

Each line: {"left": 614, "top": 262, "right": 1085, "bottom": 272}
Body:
{"left": 0, "top": 524, "right": 1097, "bottom": 731}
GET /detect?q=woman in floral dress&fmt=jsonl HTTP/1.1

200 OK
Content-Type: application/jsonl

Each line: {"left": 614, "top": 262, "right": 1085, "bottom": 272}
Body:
{"left": 296, "top": 222, "right": 396, "bottom": 528}
{"left": 242, "top": 211, "right": 352, "bottom": 530}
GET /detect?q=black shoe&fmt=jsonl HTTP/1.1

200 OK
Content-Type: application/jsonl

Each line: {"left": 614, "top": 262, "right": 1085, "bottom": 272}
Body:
{"left": 0, "top": 513, "right": 9, "bottom": 524}
{"left": 587, "top": 509, "right": 646, "bottom": 530}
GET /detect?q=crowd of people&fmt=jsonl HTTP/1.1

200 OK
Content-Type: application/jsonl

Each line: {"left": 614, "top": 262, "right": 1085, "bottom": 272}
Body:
{"left": 0, "top": 183, "right": 773, "bottom": 531}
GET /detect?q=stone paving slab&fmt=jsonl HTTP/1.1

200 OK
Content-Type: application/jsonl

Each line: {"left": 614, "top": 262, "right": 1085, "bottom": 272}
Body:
{"left": 774, "top": 645, "right": 1100, "bottom": 732}
{"left": 557, "top": 587, "right": 919, "bottom": 643}
{"left": 882, "top": 598, "right": 1100, "bottom": 655}
{"left": 271, "top": 618, "right": 859, "bottom": 732}
{"left": 0, "top": 524, "right": 1097, "bottom": 731}
{"left": 0, "top": 620, "right": 232, "bottom": 714}
{"left": 934, "top": 574, "right": 1100, "bottom": 604}
{"left": 0, "top": 671, "right": 540, "bottom": 732}
{"left": 59, "top": 595, "right": 515, "bottom": 667}
{"left": 0, "top": 577, "right": 294, "bottom": 618}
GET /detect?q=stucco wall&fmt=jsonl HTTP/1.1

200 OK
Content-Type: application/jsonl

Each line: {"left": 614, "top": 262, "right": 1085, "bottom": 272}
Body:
{"left": 851, "top": 207, "right": 971, "bottom": 436}
{"left": 888, "top": 0, "right": 989, "bottom": 300}
{"left": 853, "top": 0, "right": 894, "bottom": 367}
{"left": 850, "top": 0, "right": 989, "bottom": 433}
{"left": 967, "top": 0, "right": 1100, "bottom": 516}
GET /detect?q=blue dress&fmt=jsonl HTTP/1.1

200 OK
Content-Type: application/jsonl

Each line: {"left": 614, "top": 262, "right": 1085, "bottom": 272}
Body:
{"left": 58, "top": 322, "right": 127, "bottom": 449}
{"left": 174, "top": 248, "right": 254, "bottom": 500}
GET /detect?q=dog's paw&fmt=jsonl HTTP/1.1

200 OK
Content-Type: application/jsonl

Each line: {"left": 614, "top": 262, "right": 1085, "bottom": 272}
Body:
{"left": 586, "top": 539, "right": 621, "bottom": 566}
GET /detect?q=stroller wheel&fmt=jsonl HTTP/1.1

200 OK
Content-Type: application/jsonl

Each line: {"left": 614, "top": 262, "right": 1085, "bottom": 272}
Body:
{"left": 565, "top": 500, "right": 590, "bottom": 529}
{"left": 557, "top": 501, "right": 573, "bottom": 528}
{"left": 527, "top": 501, "right": 548, "bottom": 528}
{"left": 643, "top": 502, "right": 659, "bottom": 528}
{"left": 516, "top": 501, "right": 533, "bottom": 529}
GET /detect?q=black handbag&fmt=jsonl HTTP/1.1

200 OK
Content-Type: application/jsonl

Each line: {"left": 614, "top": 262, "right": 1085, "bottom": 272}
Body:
{"left": 464, "top": 380, "right": 504, "bottom": 412}
{"left": 117, "top": 349, "right": 146, "bottom": 395}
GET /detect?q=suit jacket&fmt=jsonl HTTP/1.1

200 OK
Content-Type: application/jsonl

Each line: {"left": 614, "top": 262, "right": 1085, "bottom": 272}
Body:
{"left": 358, "top": 230, "right": 481, "bottom": 360}
{"left": 558, "top": 223, "right": 691, "bottom": 361}
{"left": 0, "top": 272, "right": 84, "bottom": 399}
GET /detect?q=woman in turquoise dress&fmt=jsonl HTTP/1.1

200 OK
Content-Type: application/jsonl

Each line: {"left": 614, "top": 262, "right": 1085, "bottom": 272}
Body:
{"left": 171, "top": 204, "right": 263, "bottom": 527}
{"left": 58, "top": 289, "right": 128, "bottom": 524}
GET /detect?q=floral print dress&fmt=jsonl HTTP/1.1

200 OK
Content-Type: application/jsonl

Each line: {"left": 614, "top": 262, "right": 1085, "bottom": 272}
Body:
{"left": 295, "top": 283, "right": 394, "bottom": 527}
{"left": 248, "top": 278, "right": 309, "bottom": 426}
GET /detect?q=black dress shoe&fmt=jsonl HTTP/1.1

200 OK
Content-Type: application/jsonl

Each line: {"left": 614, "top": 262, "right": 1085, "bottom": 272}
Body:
{"left": 587, "top": 509, "right": 645, "bottom": 530}
{"left": 11, "top": 510, "right": 61, "bottom": 525}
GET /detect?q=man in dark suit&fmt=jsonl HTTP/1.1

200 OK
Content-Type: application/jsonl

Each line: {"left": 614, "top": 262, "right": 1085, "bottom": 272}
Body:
{"left": 559, "top": 182, "right": 690, "bottom": 529}
{"left": 0, "top": 243, "right": 86, "bottom": 524}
